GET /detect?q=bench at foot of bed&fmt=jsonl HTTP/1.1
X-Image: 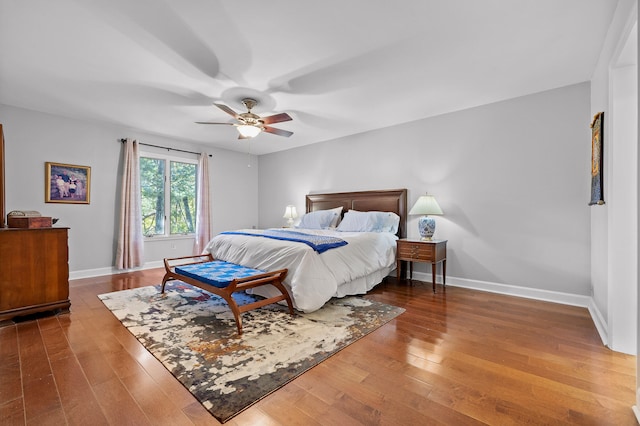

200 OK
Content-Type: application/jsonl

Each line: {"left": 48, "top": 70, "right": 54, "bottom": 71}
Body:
{"left": 161, "top": 254, "right": 293, "bottom": 334}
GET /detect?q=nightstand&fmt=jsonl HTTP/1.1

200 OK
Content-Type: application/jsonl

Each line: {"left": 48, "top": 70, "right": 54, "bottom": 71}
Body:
{"left": 396, "top": 239, "right": 447, "bottom": 292}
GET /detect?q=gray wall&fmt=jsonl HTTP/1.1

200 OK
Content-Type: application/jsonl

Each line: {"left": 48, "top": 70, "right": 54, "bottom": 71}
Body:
{"left": 1, "top": 83, "right": 593, "bottom": 299}
{"left": 259, "top": 83, "right": 591, "bottom": 297}
{"left": 588, "top": 0, "right": 638, "bottom": 354}
{"left": 0, "top": 104, "right": 259, "bottom": 277}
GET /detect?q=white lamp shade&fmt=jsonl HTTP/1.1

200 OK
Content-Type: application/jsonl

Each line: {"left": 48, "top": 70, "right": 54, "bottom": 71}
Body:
{"left": 283, "top": 205, "right": 298, "bottom": 220}
{"left": 237, "top": 124, "right": 262, "bottom": 138}
{"left": 283, "top": 205, "right": 297, "bottom": 228}
{"left": 409, "top": 194, "right": 443, "bottom": 216}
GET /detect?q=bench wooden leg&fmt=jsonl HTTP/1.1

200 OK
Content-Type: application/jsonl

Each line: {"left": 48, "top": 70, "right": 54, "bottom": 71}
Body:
{"left": 219, "top": 294, "right": 244, "bottom": 334}
{"left": 161, "top": 275, "right": 172, "bottom": 293}
{"left": 161, "top": 258, "right": 292, "bottom": 335}
{"left": 270, "top": 280, "right": 295, "bottom": 315}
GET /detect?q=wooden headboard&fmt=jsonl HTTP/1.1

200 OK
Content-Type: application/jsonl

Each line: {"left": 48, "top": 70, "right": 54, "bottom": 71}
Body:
{"left": 305, "top": 188, "right": 408, "bottom": 238}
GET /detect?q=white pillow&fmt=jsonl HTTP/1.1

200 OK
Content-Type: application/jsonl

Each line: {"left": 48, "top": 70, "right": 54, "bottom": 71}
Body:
{"left": 327, "top": 206, "right": 344, "bottom": 228}
{"left": 378, "top": 212, "right": 400, "bottom": 234}
{"left": 337, "top": 210, "right": 400, "bottom": 233}
{"left": 336, "top": 210, "right": 371, "bottom": 232}
{"left": 297, "top": 208, "right": 342, "bottom": 229}
{"left": 336, "top": 210, "right": 377, "bottom": 232}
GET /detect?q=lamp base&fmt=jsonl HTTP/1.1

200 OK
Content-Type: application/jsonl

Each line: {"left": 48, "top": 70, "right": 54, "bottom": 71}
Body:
{"left": 418, "top": 215, "right": 436, "bottom": 241}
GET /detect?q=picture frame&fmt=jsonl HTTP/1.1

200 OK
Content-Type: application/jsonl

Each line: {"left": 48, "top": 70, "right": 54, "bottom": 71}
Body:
{"left": 45, "top": 162, "right": 91, "bottom": 204}
{"left": 589, "top": 112, "right": 605, "bottom": 206}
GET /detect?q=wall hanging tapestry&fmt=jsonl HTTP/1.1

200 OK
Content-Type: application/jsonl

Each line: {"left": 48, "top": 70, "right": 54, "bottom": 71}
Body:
{"left": 98, "top": 282, "right": 404, "bottom": 423}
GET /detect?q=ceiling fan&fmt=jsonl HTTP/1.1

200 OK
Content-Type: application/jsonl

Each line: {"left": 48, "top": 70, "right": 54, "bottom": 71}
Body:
{"left": 196, "top": 98, "right": 293, "bottom": 139}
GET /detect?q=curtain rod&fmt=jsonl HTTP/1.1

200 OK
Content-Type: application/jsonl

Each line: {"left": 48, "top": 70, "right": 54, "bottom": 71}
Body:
{"left": 119, "top": 139, "right": 212, "bottom": 157}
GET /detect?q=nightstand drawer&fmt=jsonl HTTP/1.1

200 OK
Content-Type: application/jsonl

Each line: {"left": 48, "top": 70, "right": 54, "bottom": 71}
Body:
{"left": 396, "top": 239, "right": 447, "bottom": 292}
{"left": 397, "top": 242, "right": 433, "bottom": 261}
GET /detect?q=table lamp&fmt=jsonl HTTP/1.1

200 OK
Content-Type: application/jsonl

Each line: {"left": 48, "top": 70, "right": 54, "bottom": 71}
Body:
{"left": 283, "top": 205, "right": 298, "bottom": 227}
{"left": 409, "top": 194, "right": 443, "bottom": 240}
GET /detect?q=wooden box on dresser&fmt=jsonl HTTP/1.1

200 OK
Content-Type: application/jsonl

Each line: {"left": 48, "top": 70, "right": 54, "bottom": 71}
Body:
{"left": 0, "top": 227, "right": 70, "bottom": 323}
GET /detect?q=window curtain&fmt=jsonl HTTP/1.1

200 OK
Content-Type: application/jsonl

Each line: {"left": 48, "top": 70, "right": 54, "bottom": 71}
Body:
{"left": 115, "top": 139, "right": 144, "bottom": 269}
{"left": 193, "top": 152, "right": 212, "bottom": 254}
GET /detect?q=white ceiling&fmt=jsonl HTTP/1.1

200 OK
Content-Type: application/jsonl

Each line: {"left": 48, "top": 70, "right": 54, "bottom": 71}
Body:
{"left": 0, "top": 0, "right": 619, "bottom": 155}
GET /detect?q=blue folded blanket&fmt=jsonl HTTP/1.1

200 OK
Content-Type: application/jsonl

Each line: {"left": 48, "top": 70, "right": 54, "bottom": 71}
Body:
{"left": 221, "top": 229, "right": 347, "bottom": 253}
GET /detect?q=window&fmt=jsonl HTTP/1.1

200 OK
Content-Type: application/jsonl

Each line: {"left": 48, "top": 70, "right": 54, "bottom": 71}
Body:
{"left": 140, "top": 153, "right": 197, "bottom": 237}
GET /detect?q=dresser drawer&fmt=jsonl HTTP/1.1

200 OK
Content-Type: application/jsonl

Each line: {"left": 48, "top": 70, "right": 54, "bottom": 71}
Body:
{"left": 397, "top": 241, "right": 433, "bottom": 261}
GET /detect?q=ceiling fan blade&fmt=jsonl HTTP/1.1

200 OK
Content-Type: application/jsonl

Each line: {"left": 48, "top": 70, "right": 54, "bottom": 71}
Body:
{"left": 263, "top": 125, "right": 293, "bottom": 137}
{"left": 261, "top": 112, "right": 293, "bottom": 125}
{"left": 214, "top": 103, "right": 240, "bottom": 118}
{"left": 195, "top": 121, "right": 234, "bottom": 125}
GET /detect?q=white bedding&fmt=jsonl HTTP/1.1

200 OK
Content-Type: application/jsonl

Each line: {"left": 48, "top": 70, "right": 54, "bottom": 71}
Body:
{"left": 203, "top": 228, "right": 397, "bottom": 312}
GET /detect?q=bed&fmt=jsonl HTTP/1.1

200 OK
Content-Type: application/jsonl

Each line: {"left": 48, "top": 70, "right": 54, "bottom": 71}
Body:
{"left": 203, "top": 189, "right": 407, "bottom": 313}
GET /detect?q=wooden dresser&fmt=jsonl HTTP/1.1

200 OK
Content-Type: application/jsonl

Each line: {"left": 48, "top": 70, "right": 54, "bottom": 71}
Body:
{"left": 0, "top": 227, "right": 70, "bottom": 323}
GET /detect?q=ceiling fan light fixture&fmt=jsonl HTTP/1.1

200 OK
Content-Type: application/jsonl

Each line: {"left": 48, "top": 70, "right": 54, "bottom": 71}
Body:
{"left": 237, "top": 124, "right": 261, "bottom": 138}
{"left": 198, "top": 98, "right": 292, "bottom": 138}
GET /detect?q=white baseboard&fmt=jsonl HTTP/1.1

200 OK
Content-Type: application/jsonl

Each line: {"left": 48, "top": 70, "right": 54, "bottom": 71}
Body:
{"left": 587, "top": 298, "right": 609, "bottom": 347}
{"left": 69, "top": 260, "right": 164, "bottom": 283}
{"left": 440, "top": 274, "right": 591, "bottom": 307}
{"left": 407, "top": 271, "right": 608, "bottom": 347}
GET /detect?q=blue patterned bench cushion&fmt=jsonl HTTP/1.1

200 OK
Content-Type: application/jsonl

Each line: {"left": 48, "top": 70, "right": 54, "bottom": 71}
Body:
{"left": 175, "top": 261, "right": 265, "bottom": 289}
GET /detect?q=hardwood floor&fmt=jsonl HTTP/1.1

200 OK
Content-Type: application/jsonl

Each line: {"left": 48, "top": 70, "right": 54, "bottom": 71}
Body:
{"left": 0, "top": 270, "right": 636, "bottom": 425}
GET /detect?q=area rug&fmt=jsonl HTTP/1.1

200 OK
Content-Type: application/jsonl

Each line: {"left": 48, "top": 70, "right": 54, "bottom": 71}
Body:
{"left": 98, "top": 282, "right": 404, "bottom": 423}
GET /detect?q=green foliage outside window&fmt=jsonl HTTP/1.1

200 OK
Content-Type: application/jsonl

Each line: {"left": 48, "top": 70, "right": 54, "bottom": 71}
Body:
{"left": 170, "top": 161, "right": 196, "bottom": 234}
{"left": 140, "top": 157, "right": 165, "bottom": 236}
{"left": 140, "top": 156, "right": 196, "bottom": 237}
